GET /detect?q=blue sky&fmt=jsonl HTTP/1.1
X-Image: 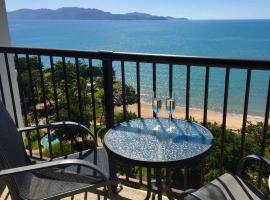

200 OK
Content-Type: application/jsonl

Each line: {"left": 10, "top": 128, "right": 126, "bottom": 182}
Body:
{"left": 5, "top": 0, "right": 270, "bottom": 19}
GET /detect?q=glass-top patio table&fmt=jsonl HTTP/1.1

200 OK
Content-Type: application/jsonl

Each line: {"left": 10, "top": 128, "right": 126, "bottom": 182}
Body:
{"left": 104, "top": 118, "right": 214, "bottom": 200}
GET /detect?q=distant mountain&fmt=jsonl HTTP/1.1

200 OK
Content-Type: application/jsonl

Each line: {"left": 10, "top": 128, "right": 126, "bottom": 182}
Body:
{"left": 8, "top": 7, "right": 188, "bottom": 20}
{"left": 165, "top": 16, "right": 188, "bottom": 20}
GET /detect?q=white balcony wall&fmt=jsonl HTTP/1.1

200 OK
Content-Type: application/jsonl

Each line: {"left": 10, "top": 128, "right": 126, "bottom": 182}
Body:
{"left": 0, "top": 0, "right": 23, "bottom": 127}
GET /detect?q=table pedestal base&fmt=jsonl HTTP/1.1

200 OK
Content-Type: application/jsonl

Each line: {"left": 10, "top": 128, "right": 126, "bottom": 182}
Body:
{"left": 145, "top": 168, "right": 174, "bottom": 200}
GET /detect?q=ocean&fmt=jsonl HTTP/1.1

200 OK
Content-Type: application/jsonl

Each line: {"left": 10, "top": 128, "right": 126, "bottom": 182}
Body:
{"left": 8, "top": 19, "right": 270, "bottom": 116}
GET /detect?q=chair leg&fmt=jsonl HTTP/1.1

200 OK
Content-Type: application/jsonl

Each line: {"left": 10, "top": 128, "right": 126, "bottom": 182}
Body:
{"left": 107, "top": 184, "right": 114, "bottom": 200}
{"left": 110, "top": 180, "right": 123, "bottom": 194}
{"left": 152, "top": 193, "right": 156, "bottom": 200}
{"left": 103, "top": 187, "right": 108, "bottom": 200}
{"left": 84, "top": 192, "right": 88, "bottom": 200}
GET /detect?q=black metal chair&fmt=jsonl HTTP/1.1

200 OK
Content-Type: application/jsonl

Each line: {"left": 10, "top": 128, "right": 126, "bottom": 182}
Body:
{"left": 184, "top": 155, "right": 270, "bottom": 200}
{"left": 0, "top": 102, "right": 117, "bottom": 200}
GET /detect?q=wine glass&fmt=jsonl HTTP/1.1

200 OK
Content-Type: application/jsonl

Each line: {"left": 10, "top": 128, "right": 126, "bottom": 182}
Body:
{"left": 152, "top": 92, "right": 162, "bottom": 131}
{"left": 152, "top": 93, "right": 162, "bottom": 117}
{"left": 166, "top": 94, "right": 175, "bottom": 132}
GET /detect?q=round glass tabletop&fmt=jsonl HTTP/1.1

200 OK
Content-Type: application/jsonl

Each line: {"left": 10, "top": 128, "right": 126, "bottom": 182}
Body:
{"left": 104, "top": 118, "right": 213, "bottom": 165}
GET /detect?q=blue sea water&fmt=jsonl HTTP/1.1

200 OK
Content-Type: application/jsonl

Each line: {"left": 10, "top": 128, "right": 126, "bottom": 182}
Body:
{"left": 8, "top": 19, "right": 270, "bottom": 116}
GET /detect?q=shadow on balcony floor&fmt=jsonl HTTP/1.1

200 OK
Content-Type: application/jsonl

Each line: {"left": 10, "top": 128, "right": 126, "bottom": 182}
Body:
{"left": 0, "top": 185, "right": 169, "bottom": 200}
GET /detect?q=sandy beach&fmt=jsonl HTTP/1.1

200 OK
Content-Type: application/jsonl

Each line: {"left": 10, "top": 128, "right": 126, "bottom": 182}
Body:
{"left": 116, "top": 103, "right": 265, "bottom": 130}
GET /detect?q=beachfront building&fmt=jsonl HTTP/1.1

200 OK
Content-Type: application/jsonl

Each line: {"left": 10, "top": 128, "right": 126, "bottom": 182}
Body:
{"left": 0, "top": 0, "right": 270, "bottom": 199}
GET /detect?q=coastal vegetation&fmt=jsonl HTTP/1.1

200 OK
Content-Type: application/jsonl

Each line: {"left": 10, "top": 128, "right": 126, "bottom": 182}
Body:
{"left": 17, "top": 56, "right": 269, "bottom": 195}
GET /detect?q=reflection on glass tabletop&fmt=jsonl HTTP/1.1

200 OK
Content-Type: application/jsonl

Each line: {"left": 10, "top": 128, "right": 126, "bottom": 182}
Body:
{"left": 104, "top": 118, "right": 213, "bottom": 163}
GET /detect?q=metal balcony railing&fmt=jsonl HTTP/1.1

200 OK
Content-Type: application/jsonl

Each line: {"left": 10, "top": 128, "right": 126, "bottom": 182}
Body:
{"left": 0, "top": 46, "right": 270, "bottom": 195}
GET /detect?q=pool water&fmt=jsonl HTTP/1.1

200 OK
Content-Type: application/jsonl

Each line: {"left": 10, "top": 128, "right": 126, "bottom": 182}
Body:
{"left": 41, "top": 131, "right": 60, "bottom": 148}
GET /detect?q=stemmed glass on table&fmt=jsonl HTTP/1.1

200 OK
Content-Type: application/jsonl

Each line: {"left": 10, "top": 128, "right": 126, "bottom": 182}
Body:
{"left": 152, "top": 92, "right": 162, "bottom": 130}
{"left": 152, "top": 92, "right": 176, "bottom": 132}
{"left": 165, "top": 93, "right": 175, "bottom": 132}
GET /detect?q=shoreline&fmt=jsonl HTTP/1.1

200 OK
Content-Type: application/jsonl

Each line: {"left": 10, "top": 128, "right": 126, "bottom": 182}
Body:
{"left": 116, "top": 103, "right": 265, "bottom": 130}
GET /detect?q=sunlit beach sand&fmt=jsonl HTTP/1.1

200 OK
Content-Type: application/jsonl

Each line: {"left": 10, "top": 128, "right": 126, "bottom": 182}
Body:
{"left": 116, "top": 103, "right": 265, "bottom": 130}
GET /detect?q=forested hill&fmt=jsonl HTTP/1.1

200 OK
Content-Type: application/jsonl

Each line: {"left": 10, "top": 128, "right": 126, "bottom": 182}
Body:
{"left": 8, "top": 7, "right": 188, "bottom": 20}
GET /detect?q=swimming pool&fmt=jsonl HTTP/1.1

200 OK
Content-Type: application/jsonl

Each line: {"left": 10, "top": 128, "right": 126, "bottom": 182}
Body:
{"left": 41, "top": 131, "right": 60, "bottom": 148}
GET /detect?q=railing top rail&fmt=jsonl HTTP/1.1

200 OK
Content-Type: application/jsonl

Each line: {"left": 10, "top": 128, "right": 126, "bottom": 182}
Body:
{"left": 0, "top": 46, "right": 101, "bottom": 58}
{"left": 1, "top": 46, "right": 270, "bottom": 70}
{"left": 113, "top": 52, "right": 270, "bottom": 70}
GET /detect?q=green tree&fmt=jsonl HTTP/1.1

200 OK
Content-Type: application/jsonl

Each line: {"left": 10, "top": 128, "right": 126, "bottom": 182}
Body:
{"left": 113, "top": 82, "right": 137, "bottom": 106}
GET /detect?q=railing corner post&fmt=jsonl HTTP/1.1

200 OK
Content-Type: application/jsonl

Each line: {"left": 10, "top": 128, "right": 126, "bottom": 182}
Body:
{"left": 101, "top": 51, "right": 114, "bottom": 130}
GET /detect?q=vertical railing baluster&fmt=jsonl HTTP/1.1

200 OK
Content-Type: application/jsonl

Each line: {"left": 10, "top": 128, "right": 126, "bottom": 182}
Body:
{"left": 153, "top": 63, "right": 157, "bottom": 117}
{"left": 166, "top": 169, "right": 173, "bottom": 198}
{"left": 201, "top": 63, "right": 208, "bottom": 199}
{"left": 0, "top": 73, "right": 5, "bottom": 105}
{"left": 62, "top": 57, "right": 71, "bottom": 120}
{"left": 136, "top": 62, "right": 141, "bottom": 118}
{"left": 4, "top": 53, "right": 18, "bottom": 127}
{"left": 121, "top": 60, "right": 127, "bottom": 121}
{"left": 137, "top": 61, "right": 143, "bottom": 186}
{"left": 121, "top": 63, "right": 130, "bottom": 181}
{"left": 220, "top": 67, "right": 230, "bottom": 174}
{"left": 259, "top": 74, "right": 270, "bottom": 157}
{"left": 169, "top": 64, "right": 173, "bottom": 98}
{"left": 125, "top": 165, "right": 129, "bottom": 182}
{"left": 102, "top": 52, "right": 114, "bottom": 129}
{"left": 50, "top": 56, "right": 64, "bottom": 155}
{"left": 139, "top": 167, "right": 143, "bottom": 184}
{"left": 37, "top": 55, "right": 53, "bottom": 159}
{"left": 240, "top": 69, "right": 251, "bottom": 158}
{"left": 26, "top": 54, "right": 43, "bottom": 159}
{"left": 15, "top": 54, "right": 32, "bottom": 157}
{"left": 62, "top": 57, "right": 74, "bottom": 152}
{"left": 184, "top": 167, "right": 188, "bottom": 190}
{"left": 200, "top": 159, "right": 205, "bottom": 187}
{"left": 156, "top": 168, "right": 162, "bottom": 200}
{"left": 258, "top": 75, "right": 270, "bottom": 187}
{"left": 75, "top": 57, "right": 85, "bottom": 150}
{"left": 75, "top": 58, "right": 83, "bottom": 122}
{"left": 145, "top": 168, "right": 152, "bottom": 199}
{"left": 203, "top": 66, "right": 210, "bottom": 127}
{"left": 49, "top": 57, "right": 60, "bottom": 120}
{"left": 186, "top": 65, "right": 190, "bottom": 120}
{"left": 89, "top": 59, "right": 97, "bottom": 144}
{"left": 37, "top": 55, "right": 49, "bottom": 122}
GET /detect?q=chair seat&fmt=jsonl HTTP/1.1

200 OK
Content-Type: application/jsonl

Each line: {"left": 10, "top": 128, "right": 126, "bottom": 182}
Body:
{"left": 56, "top": 147, "right": 116, "bottom": 180}
{"left": 184, "top": 173, "right": 268, "bottom": 200}
{"left": 16, "top": 147, "right": 116, "bottom": 200}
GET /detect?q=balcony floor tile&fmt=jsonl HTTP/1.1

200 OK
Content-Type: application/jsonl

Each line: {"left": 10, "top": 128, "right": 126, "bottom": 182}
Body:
{"left": 0, "top": 185, "right": 169, "bottom": 200}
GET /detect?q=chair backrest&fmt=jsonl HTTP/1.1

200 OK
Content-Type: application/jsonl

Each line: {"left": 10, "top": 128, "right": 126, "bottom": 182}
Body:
{"left": 0, "top": 102, "right": 29, "bottom": 170}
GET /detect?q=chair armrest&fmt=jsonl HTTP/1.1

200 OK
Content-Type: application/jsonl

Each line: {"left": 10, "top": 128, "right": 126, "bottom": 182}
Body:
{"left": 0, "top": 159, "right": 109, "bottom": 182}
{"left": 18, "top": 121, "right": 97, "bottom": 147}
{"left": 183, "top": 189, "right": 208, "bottom": 200}
{"left": 237, "top": 154, "right": 270, "bottom": 177}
